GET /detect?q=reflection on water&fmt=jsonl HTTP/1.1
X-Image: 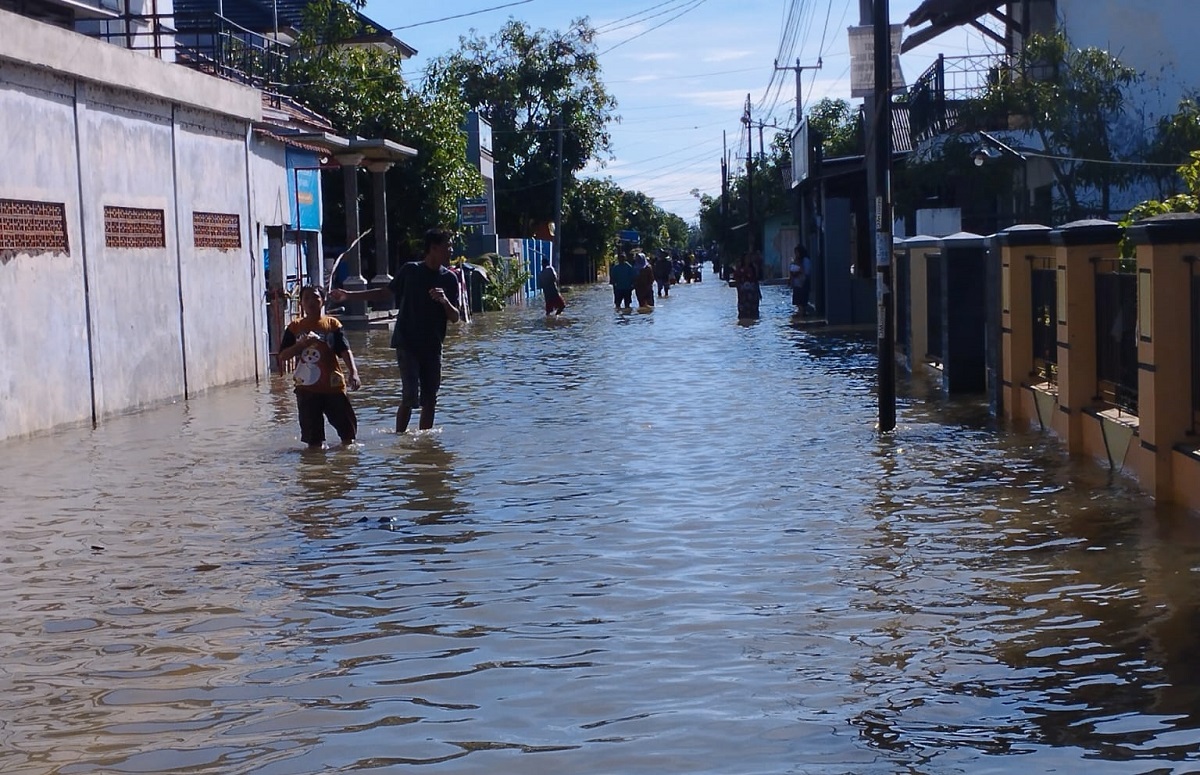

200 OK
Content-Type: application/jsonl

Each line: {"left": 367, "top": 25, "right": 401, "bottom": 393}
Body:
{"left": 2, "top": 279, "right": 1200, "bottom": 774}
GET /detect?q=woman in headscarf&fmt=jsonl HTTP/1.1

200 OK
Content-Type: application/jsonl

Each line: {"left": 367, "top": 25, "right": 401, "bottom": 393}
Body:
{"left": 633, "top": 253, "right": 656, "bottom": 308}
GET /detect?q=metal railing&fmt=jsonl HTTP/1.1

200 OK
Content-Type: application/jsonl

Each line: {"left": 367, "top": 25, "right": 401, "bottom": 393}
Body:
{"left": 926, "top": 254, "right": 943, "bottom": 363}
{"left": 1093, "top": 257, "right": 1138, "bottom": 415}
{"left": 1029, "top": 255, "right": 1057, "bottom": 384}
{"left": 1192, "top": 267, "right": 1199, "bottom": 427}
{"left": 906, "top": 53, "right": 1017, "bottom": 144}
{"left": 80, "top": 11, "right": 290, "bottom": 91}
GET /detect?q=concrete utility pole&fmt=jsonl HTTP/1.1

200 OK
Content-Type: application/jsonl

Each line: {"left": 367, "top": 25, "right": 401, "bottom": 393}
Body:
{"left": 870, "top": 0, "right": 896, "bottom": 432}
{"left": 553, "top": 111, "right": 563, "bottom": 268}
{"left": 774, "top": 57, "right": 823, "bottom": 127}
{"left": 741, "top": 94, "right": 756, "bottom": 252}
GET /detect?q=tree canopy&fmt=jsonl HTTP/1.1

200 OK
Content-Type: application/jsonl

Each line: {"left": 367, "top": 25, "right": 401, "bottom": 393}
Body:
{"left": 427, "top": 18, "right": 618, "bottom": 236}
{"left": 285, "top": 0, "right": 482, "bottom": 256}
{"left": 968, "top": 31, "right": 1139, "bottom": 220}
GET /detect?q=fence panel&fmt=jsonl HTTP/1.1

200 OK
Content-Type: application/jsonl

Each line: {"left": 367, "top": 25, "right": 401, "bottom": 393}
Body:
{"left": 1030, "top": 256, "right": 1057, "bottom": 384}
{"left": 1193, "top": 273, "right": 1199, "bottom": 422}
{"left": 1094, "top": 261, "right": 1138, "bottom": 414}
{"left": 926, "top": 254, "right": 943, "bottom": 362}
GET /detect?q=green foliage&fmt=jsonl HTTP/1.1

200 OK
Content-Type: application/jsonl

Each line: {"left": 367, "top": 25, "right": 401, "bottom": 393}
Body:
{"left": 562, "top": 177, "right": 622, "bottom": 266}
{"left": 969, "top": 30, "right": 1140, "bottom": 220}
{"left": 806, "top": 98, "right": 862, "bottom": 158}
{"left": 284, "top": 0, "right": 482, "bottom": 250}
{"left": 1145, "top": 97, "right": 1200, "bottom": 197}
{"left": 1118, "top": 151, "right": 1200, "bottom": 256}
{"left": 696, "top": 128, "right": 793, "bottom": 256}
{"left": 473, "top": 253, "right": 531, "bottom": 311}
{"left": 618, "top": 189, "right": 687, "bottom": 254}
{"left": 427, "top": 19, "right": 617, "bottom": 236}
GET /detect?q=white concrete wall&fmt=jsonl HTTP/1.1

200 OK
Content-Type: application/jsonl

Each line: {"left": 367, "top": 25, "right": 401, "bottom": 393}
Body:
{"left": 176, "top": 109, "right": 261, "bottom": 393}
{"left": 1059, "top": 0, "right": 1198, "bottom": 124}
{"left": 80, "top": 84, "right": 185, "bottom": 418}
{"left": 0, "top": 9, "right": 281, "bottom": 440}
{"left": 0, "top": 65, "right": 92, "bottom": 436}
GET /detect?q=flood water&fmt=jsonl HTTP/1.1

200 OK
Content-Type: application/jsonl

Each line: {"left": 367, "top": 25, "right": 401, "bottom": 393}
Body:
{"left": 4, "top": 276, "right": 1200, "bottom": 774}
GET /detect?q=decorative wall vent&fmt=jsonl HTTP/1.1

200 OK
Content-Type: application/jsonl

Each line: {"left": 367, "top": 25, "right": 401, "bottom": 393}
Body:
{"left": 193, "top": 212, "right": 241, "bottom": 250}
{"left": 104, "top": 206, "right": 165, "bottom": 249}
{"left": 0, "top": 199, "right": 69, "bottom": 263}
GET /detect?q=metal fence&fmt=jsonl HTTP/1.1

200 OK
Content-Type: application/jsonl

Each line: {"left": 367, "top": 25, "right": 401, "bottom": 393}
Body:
{"left": 906, "top": 53, "right": 1015, "bottom": 143}
{"left": 1030, "top": 256, "right": 1057, "bottom": 384}
{"left": 926, "top": 254, "right": 943, "bottom": 363}
{"left": 81, "top": 11, "right": 290, "bottom": 91}
{"left": 1193, "top": 270, "right": 1199, "bottom": 423}
{"left": 1094, "top": 258, "right": 1138, "bottom": 414}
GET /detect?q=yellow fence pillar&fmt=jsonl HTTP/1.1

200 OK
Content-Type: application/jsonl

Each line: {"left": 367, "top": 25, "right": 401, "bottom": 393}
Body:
{"left": 996, "top": 224, "right": 1053, "bottom": 428}
{"left": 1050, "top": 220, "right": 1122, "bottom": 455}
{"left": 1127, "top": 213, "right": 1200, "bottom": 505}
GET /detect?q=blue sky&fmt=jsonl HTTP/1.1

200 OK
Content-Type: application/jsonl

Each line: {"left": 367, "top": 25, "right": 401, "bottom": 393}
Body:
{"left": 361, "top": 1, "right": 1000, "bottom": 220}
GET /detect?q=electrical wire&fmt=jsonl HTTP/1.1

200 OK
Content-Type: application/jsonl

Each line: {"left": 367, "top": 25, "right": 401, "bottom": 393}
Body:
{"left": 386, "top": 0, "right": 536, "bottom": 32}
{"left": 599, "top": 0, "right": 710, "bottom": 56}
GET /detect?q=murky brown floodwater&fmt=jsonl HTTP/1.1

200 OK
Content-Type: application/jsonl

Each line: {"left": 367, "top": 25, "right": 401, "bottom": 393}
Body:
{"left": 4, "top": 276, "right": 1200, "bottom": 774}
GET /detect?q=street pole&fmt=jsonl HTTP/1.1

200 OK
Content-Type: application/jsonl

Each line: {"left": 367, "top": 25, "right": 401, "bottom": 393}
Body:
{"left": 774, "top": 57, "right": 822, "bottom": 127}
{"left": 721, "top": 131, "right": 729, "bottom": 277}
{"left": 742, "top": 94, "right": 756, "bottom": 253}
{"left": 872, "top": 0, "right": 896, "bottom": 432}
{"left": 553, "top": 110, "right": 563, "bottom": 270}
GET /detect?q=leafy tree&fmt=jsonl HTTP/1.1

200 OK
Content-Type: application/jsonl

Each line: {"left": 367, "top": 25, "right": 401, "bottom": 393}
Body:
{"left": 969, "top": 31, "right": 1139, "bottom": 220}
{"left": 561, "top": 177, "right": 623, "bottom": 274}
{"left": 285, "top": 0, "right": 482, "bottom": 256}
{"left": 427, "top": 19, "right": 617, "bottom": 236}
{"left": 696, "top": 130, "right": 793, "bottom": 258}
{"left": 806, "top": 98, "right": 862, "bottom": 159}
{"left": 1144, "top": 96, "right": 1200, "bottom": 198}
{"left": 1118, "top": 151, "right": 1200, "bottom": 256}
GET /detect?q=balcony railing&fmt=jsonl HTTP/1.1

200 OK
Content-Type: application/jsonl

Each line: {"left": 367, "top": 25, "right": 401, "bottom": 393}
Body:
{"left": 906, "top": 53, "right": 1017, "bottom": 145}
{"left": 79, "top": 11, "right": 290, "bottom": 92}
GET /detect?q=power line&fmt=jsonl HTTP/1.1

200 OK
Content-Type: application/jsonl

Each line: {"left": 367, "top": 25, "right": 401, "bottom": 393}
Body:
{"left": 595, "top": 0, "right": 696, "bottom": 35}
{"left": 386, "top": 0, "right": 535, "bottom": 32}
{"left": 599, "top": 0, "right": 710, "bottom": 56}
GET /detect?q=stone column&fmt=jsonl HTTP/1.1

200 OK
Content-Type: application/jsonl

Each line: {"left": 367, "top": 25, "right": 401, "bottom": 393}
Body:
{"left": 1126, "top": 212, "right": 1200, "bottom": 503}
{"left": 1050, "top": 219, "right": 1121, "bottom": 454}
{"left": 366, "top": 160, "right": 394, "bottom": 312}
{"left": 367, "top": 160, "right": 393, "bottom": 282}
{"left": 334, "top": 153, "right": 366, "bottom": 289}
{"left": 995, "top": 224, "right": 1053, "bottom": 428}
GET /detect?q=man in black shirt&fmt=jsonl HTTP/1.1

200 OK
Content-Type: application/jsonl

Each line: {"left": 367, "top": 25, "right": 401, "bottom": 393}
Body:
{"left": 330, "top": 228, "right": 461, "bottom": 432}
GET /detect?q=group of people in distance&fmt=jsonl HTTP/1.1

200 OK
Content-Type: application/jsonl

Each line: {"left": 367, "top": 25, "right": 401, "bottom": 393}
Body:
{"left": 608, "top": 249, "right": 702, "bottom": 310}
{"left": 278, "top": 228, "right": 462, "bottom": 450}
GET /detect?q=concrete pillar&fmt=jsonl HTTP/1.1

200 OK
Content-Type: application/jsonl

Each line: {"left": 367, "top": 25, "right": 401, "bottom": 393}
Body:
{"left": 367, "top": 160, "right": 393, "bottom": 284}
{"left": 995, "top": 224, "right": 1054, "bottom": 427}
{"left": 265, "top": 225, "right": 286, "bottom": 374}
{"left": 334, "top": 153, "right": 366, "bottom": 288}
{"left": 905, "top": 237, "right": 939, "bottom": 374}
{"left": 1050, "top": 219, "right": 1121, "bottom": 454}
{"left": 1126, "top": 212, "right": 1200, "bottom": 503}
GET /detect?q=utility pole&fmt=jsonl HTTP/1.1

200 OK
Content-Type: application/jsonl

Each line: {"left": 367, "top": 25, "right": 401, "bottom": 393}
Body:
{"left": 871, "top": 0, "right": 896, "bottom": 432}
{"left": 552, "top": 111, "right": 564, "bottom": 270}
{"left": 774, "top": 57, "right": 822, "bottom": 127}
{"left": 721, "top": 131, "right": 729, "bottom": 278}
{"left": 741, "top": 94, "right": 756, "bottom": 253}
